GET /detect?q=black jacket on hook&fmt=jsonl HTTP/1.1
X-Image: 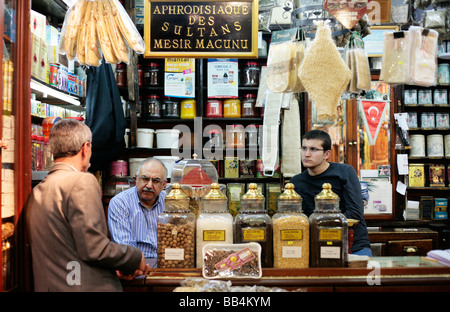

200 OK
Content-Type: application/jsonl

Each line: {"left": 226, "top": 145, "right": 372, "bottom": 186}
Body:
{"left": 85, "top": 61, "right": 126, "bottom": 172}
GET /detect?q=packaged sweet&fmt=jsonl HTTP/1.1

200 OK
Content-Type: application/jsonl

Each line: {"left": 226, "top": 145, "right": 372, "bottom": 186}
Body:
{"left": 202, "top": 243, "right": 262, "bottom": 279}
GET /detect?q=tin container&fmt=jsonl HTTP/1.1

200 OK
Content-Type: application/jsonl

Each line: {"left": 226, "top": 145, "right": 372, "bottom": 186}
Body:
{"left": 427, "top": 134, "right": 444, "bottom": 157}
{"left": 180, "top": 99, "right": 196, "bottom": 119}
{"left": 445, "top": 134, "right": 450, "bottom": 157}
{"left": 410, "top": 134, "right": 426, "bottom": 158}
{"left": 223, "top": 99, "right": 241, "bottom": 118}
{"left": 205, "top": 99, "right": 223, "bottom": 118}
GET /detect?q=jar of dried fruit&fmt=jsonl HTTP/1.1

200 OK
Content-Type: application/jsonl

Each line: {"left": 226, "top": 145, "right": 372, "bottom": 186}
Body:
{"left": 157, "top": 183, "right": 196, "bottom": 268}
{"left": 309, "top": 183, "right": 348, "bottom": 268}
{"left": 234, "top": 183, "right": 272, "bottom": 267}
{"left": 272, "top": 183, "right": 309, "bottom": 268}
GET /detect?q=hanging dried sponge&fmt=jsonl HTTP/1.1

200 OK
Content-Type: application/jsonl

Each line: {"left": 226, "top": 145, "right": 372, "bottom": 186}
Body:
{"left": 298, "top": 22, "right": 351, "bottom": 121}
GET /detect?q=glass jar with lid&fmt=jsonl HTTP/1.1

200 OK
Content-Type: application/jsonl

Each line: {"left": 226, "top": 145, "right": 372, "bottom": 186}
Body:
{"left": 309, "top": 183, "right": 348, "bottom": 267}
{"left": 234, "top": 183, "right": 272, "bottom": 267}
{"left": 115, "top": 63, "right": 126, "bottom": 87}
{"left": 196, "top": 183, "right": 233, "bottom": 267}
{"left": 226, "top": 124, "right": 245, "bottom": 149}
{"left": 162, "top": 96, "right": 180, "bottom": 118}
{"left": 223, "top": 99, "right": 241, "bottom": 118}
{"left": 272, "top": 183, "right": 309, "bottom": 268}
{"left": 146, "top": 94, "right": 161, "bottom": 119}
{"left": 241, "top": 93, "right": 257, "bottom": 117}
{"left": 242, "top": 62, "right": 260, "bottom": 87}
{"left": 157, "top": 183, "right": 196, "bottom": 268}
{"left": 144, "top": 62, "right": 161, "bottom": 86}
{"left": 206, "top": 99, "right": 223, "bottom": 118}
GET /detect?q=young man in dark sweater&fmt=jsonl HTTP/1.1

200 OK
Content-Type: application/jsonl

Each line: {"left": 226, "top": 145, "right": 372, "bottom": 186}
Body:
{"left": 290, "top": 130, "right": 372, "bottom": 256}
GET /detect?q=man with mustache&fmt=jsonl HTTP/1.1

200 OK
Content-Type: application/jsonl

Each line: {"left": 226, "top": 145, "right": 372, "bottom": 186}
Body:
{"left": 108, "top": 157, "right": 168, "bottom": 259}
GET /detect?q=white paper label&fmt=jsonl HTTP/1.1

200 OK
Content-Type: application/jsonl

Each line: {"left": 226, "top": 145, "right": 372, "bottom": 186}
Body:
{"left": 320, "top": 246, "right": 341, "bottom": 259}
{"left": 282, "top": 246, "right": 302, "bottom": 258}
{"left": 164, "top": 248, "right": 185, "bottom": 260}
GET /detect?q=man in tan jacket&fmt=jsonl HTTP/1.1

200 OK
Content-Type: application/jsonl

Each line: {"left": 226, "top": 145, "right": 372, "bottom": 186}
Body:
{"left": 26, "top": 119, "right": 148, "bottom": 291}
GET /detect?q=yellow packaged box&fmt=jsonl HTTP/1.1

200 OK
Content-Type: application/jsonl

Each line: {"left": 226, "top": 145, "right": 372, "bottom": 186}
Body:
{"left": 224, "top": 157, "right": 239, "bottom": 178}
{"left": 408, "top": 164, "right": 425, "bottom": 187}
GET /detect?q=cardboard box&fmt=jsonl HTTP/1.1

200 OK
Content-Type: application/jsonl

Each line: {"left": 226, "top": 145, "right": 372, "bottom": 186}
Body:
{"left": 31, "top": 34, "right": 40, "bottom": 78}
{"left": 408, "top": 164, "right": 425, "bottom": 187}
{"left": 38, "top": 38, "right": 48, "bottom": 82}
{"left": 434, "top": 198, "right": 448, "bottom": 220}
{"left": 30, "top": 10, "right": 47, "bottom": 40}
{"left": 429, "top": 165, "right": 445, "bottom": 187}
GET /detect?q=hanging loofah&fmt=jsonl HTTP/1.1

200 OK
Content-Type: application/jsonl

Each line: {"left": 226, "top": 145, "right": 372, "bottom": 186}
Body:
{"left": 298, "top": 21, "right": 351, "bottom": 121}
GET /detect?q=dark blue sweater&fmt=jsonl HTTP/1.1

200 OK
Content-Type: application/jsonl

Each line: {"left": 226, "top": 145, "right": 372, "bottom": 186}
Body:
{"left": 290, "top": 162, "right": 371, "bottom": 253}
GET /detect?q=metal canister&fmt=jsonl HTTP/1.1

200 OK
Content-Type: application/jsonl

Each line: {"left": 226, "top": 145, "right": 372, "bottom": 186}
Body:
{"left": 438, "top": 63, "right": 449, "bottom": 85}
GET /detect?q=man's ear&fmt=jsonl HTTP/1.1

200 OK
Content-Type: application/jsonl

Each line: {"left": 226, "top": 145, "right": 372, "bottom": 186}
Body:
{"left": 324, "top": 149, "right": 332, "bottom": 160}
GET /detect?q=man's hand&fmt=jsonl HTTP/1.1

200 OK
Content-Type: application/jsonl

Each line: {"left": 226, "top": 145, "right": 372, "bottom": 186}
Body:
{"left": 116, "top": 253, "right": 150, "bottom": 280}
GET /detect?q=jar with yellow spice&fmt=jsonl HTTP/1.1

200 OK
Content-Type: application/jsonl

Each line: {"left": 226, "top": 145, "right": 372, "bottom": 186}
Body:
{"left": 234, "top": 183, "right": 272, "bottom": 267}
{"left": 157, "top": 183, "right": 196, "bottom": 268}
{"left": 272, "top": 183, "right": 309, "bottom": 268}
{"left": 309, "top": 183, "right": 348, "bottom": 268}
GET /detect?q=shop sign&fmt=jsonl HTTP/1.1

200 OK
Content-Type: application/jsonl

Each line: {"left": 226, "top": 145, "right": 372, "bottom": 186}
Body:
{"left": 144, "top": 0, "right": 259, "bottom": 58}
{"left": 324, "top": 0, "right": 368, "bottom": 30}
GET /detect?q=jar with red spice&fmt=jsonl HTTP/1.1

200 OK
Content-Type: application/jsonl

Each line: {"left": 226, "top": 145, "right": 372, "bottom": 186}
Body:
{"left": 241, "top": 93, "right": 257, "bottom": 117}
{"left": 116, "top": 63, "right": 126, "bottom": 87}
{"left": 206, "top": 99, "right": 223, "bottom": 118}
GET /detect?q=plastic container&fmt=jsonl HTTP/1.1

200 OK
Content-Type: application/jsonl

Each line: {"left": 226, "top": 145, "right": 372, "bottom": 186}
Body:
{"left": 42, "top": 116, "right": 61, "bottom": 137}
{"left": 242, "top": 62, "right": 260, "bottom": 87}
{"left": 234, "top": 183, "right": 272, "bottom": 267}
{"left": 226, "top": 124, "right": 245, "bottom": 149}
{"left": 104, "top": 160, "right": 136, "bottom": 196}
{"left": 153, "top": 155, "right": 180, "bottom": 179}
{"left": 309, "top": 183, "right": 348, "bottom": 268}
{"left": 129, "top": 158, "right": 147, "bottom": 177}
{"left": 180, "top": 99, "right": 196, "bottom": 119}
{"left": 241, "top": 93, "right": 257, "bottom": 117}
{"left": 272, "top": 183, "right": 309, "bottom": 268}
{"left": 146, "top": 95, "right": 161, "bottom": 119}
{"left": 223, "top": 99, "right": 241, "bottom": 118}
{"left": 162, "top": 97, "right": 180, "bottom": 118}
{"left": 157, "top": 183, "right": 196, "bottom": 268}
{"left": 196, "top": 183, "right": 233, "bottom": 267}
{"left": 155, "top": 129, "right": 180, "bottom": 148}
{"left": 136, "top": 128, "right": 155, "bottom": 148}
{"left": 206, "top": 99, "right": 223, "bottom": 118}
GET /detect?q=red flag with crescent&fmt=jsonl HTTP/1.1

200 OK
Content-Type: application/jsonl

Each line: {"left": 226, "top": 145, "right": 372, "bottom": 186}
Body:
{"left": 359, "top": 100, "right": 388, "bottom": 146}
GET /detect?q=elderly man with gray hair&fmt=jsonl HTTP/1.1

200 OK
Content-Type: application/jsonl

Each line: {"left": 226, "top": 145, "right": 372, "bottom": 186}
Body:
{"left": 108, "top": 157, "right": 168, "bottom": 259}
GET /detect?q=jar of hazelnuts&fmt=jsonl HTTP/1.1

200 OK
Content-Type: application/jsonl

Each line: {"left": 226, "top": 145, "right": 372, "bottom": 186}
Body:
{"left": 157, "top": 183, "right": 196, "bottom": 268}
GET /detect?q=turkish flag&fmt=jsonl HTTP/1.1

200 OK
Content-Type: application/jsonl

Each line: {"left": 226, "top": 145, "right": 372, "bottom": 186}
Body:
{"left": 359, "top": 100, "right": 388, "bottom": 146}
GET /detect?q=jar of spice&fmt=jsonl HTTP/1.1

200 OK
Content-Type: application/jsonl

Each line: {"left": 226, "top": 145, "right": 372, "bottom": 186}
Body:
{"left": 196, "top": 183, "right": 233, "bottom": 267}
{"left": 43, "top": 136, "right": 52, "bottom": 171}
{"left": 205, "top": 129, "right": 223, "bottom": 152}
{"left": 309, "top": 183, "right": 348, "bottom": 268}
{"left": 234, "top": 183, "right": 272, "bottom": 267}
{"left": 242, "top": 62, "right": 260, "bottom": 87}
{"left": 137, "top": 63, "right": 143, "bottom": 87}
{"left": 223, "top": 99, "right": 241, "bottom": 118}
{"left": 146, "top": 94, "right": 161, "bottom": 119}
{"left": 144, "top": 62, "right": 161, "bottom": 86}
{"left": 162, "top": 97, "right": 180, "bottom": 118}
{"left": 241, "top": 93, "right": 257, "bottom": 117}
{"left": 272, "top": 183, "right": 309, "bottom": 268}
{"left": 180, "top": 99, "right": 196, "bottom": 119}
{"left": 226, "top": 124, "right": 245, "bottom": 149}
{"left": 115, "top": 63, "right": 126, "bottom": 87}
{"left": 157, "top": 183, "right": 196, "bottom": 268}
{"left": 206, "top": 99, "right": 223, "bottom": 118}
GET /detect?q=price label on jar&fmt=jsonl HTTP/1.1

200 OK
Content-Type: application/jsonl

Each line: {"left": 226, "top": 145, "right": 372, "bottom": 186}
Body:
{"left": 164, "top": 248, "right": 185, "bottom": 261}
{"left": 242, "top": 229, "right": 265, "bottom": 241}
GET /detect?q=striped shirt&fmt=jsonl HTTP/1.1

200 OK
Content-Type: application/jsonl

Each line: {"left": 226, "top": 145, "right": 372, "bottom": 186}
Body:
{"left": 108, "top": 186, "right": 166, "bottom": 258}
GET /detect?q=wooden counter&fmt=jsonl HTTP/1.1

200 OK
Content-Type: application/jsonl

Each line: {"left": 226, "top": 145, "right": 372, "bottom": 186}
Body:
{"left": 123, "top": 257, "right": 450, "bottom": 292}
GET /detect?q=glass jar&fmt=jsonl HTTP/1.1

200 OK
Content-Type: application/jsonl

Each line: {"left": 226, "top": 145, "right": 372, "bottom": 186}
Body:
{"left": 234, "top": 183, "right": 272, "bottom": 267}
{"left": 196, "top": 183, "right": 233, "bottom": 267}
{"left": 144, "top": 62, "right": 161, "bottom": 86}
{"left": 180, "top": 99, "right": 196, "bottom": 119}
{"left": 223, "top": 99, "right": 241, "bottom": 118}
{"left": 157, "top": 183, "right": 196, "bottom": 268}
{"left": 162, "top": 97, "right": 180, "bottom": 118}
{"left": 226, "top": 124, "right": 245, "bottom": 149}
{"left": 146, "top": 94, "right": 161, "bottom": 119}
{"left": 242, "top": 62, "right": 260, "bottom": 87}
{"left": 272, "top": 183, "right": 309, "bottom": 268}
{"left": 43, "top": 136, "right": 52, "bottom": 171}
{"left": 205, "top": 129, "right": 223, "bottom": 153}
{"left": 36, "top": 136, "right": 44, "bottom": 171}
{"left": 241, "top": 93, "right": 257, "bottom": 117}
{"left": 31, "top": 135, "right": 38, "bottom": 171}
{"left": 116, "top": 63, "right": 126, "bottom": 87}
{"left": 206, "top": 99, "right": 223, "bottom": 118}
{"left": 309, "top": 183, "right": 348, "bottom": 268}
